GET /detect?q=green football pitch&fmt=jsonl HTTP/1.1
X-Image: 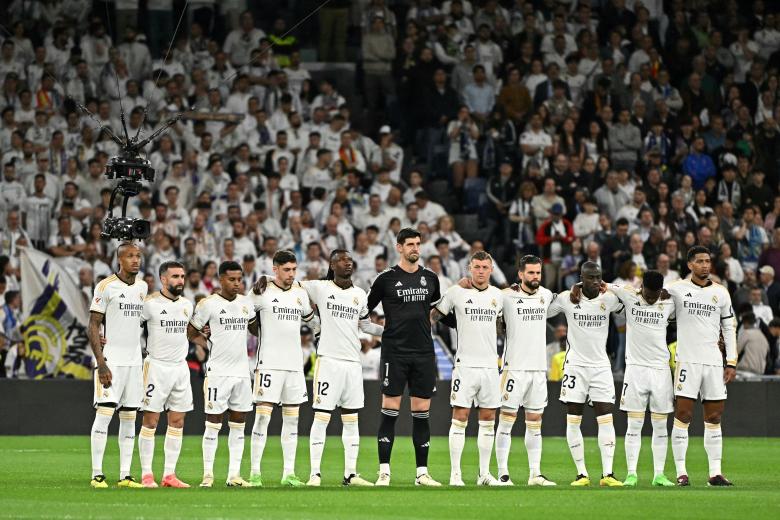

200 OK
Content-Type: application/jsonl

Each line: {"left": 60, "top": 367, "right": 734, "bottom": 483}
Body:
{"left": 1, "top": 435, "right": 778, "bottom": 519}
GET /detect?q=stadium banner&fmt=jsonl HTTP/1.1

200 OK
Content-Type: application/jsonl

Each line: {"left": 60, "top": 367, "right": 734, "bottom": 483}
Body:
{"left": 19, "top": 247, "right": 92, "bottom": 379}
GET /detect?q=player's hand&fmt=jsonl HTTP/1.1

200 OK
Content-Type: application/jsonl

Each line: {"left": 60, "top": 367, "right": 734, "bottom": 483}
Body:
{"left": 599, "top": 281, "right": 607, "bottom": 293}
{"left": 457, "top": 277, "right": 473, "bottom": 289}
{"left": 570, "top": 283, "right": 582, "bottom": 303}
{"left": 100, "top": 336, "right": 106, "bottom": 346}
{"left": 660, "top": 288, "right": 670, "bottom": 300}
{"left": 252, "top": 276, "right": 267, "bottom": 295}
{"left": 724, "top": 366, "right": 736, "bottom": 384}
{"left": 202, "top": 325, "right": 211, "bottom": 338}
{"left": 97, "top": 363, "right": 112, "bottom": 388}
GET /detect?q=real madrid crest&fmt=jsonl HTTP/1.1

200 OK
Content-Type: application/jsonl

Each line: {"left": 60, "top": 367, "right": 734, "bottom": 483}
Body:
{"left": 296, "top": 297, "right": 302, "bottom": 305}
{"left": 540, "top": 297, "right": 544, "bottom": 304}
{"left": 600, "top": 302, "right": 606, "bottom": 312}
{"left": 353, "top": 297, "right": 359, "bottom": 306}
{"left": 242, "top": 306, "right": 248, "bottom": 314}
{"left": 491, "top": 299, "right": 497, "bottom": 307}
{"left": 183, "top": 308, "right": 189, "bottom": 317}
{"left": 420, "top": 276, "right": 427, "bottom": 286}
{"left": 712, "top": 295, "right": 718, "bottom": 304}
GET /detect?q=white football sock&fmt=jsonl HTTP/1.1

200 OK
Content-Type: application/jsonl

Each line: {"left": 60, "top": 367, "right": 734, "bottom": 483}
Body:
{"left": 597, "top": 414, "right": 616, "bottom": 476}
{"left": 250, "top": 405, "right": 272, "bottom": 475}
{"left": 163, "top": 426, "right": 183, "bottom": 477}
{"left": 525, "top": 419, "right": 542, "bottom": 478}
{"left": 342, "top": 413, "right": 360, "bottom": 478}
{"left": 672, "top": 418, "right": 689, "bottom": 477}
{"left": 495, "top": 412, "right": 515, "bottom": 477}
{"left": 566, "top": 414, "right": 587, "bottom": 476}
{"left": 477, "top": 420, "right": 495, "bottom": 477}
{"left": 90, "top": 406, "right": 114, "bottom": 478}
{"left": 625, "top": 412, "right": 644, "bottom": 475}
{"left": 703, "top": 422, "right": 723, "bottom": 478}
{"left": 202, "top": 421, "right": 222, "bottom": 476}
{"left": 138, "top": 425, "right": 156, "bottom": 476}
{"left": 448, "top": 419, "right": 466, "bottom": 477}
{"left": 650, "top": 413, "right": 668, "bottom": 477}
{"left": 118, "top": 410, "right": 137, "bottom": 480}
{"left": 227, "top": 421, "right": 245, "bottom": 479}
{"left": 281, "top": 407, "right": 299, "bottom": 478}
{"left": 309, "top": 411, "right": 330, "bottom": 477}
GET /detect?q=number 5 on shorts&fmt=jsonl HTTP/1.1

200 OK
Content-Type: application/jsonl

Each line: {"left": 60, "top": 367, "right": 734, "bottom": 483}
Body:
{"left": 678, "top": 369, "right": 687, "bottom": 383}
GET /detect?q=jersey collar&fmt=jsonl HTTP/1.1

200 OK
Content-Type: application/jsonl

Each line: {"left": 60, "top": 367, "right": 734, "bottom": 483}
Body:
{"left": 216, "top": 291, "right": 238, "bottom": 302}
{"left": 690, "top": 277, "right": 713, "bottom": 288}
{"left": 160, "top": 290, "right": 179, "bottom": 302}
{"left": 270, "top": 280, "right": 294, "bottom": 292}
{"left": 114, "top": 272, "right": 136, "bottom": 286}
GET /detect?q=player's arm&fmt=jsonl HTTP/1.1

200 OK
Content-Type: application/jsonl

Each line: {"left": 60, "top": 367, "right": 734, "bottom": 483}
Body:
{"left": 88, "top": 310, "right": 111, "bottom": 387}
{"left": 547, "top": 292, "right": 564, "bottom": 318}
{"left": 359, "top": 315, "right": 384, "bottom": 336}
{"left": 430, "top": 286, "right": 455, "bottom": 322}
{"left": 720, "top": 295, "right": 738, "bottom": 383}
{"left": 496, "top": 315, "right": 505, "bottom": 338}
{"left": 187, "top": 300, "right": 211, "bottom": 349}
{"left": 366, "top": 273, "right": 385, "bottom": 311}
{"left": 248, "top": 316, "right": 259, "bottom": 336}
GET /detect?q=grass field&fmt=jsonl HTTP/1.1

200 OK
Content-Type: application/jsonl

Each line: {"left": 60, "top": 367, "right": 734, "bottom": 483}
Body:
{"left": 1, "top": 435, "right": 778, "bottom": 519}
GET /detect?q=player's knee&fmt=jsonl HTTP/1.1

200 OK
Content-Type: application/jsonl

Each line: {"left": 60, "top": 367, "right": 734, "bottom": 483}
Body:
{"left": 674, "top": 409, "right": 693, "bottom": 423}
{"left": 593, "top": 402, "right": 612, "bottom": 416}
{"left": 703, "top": 411, "right": 722, "bottom": 424}
{"left": 451, "top": 407, "right": 469, "bottom": 422}
{"left": 524, "top": 411, "right": 542, "bottom": 422}
{"left": 142, "top": 413, "right": 160, "bottom": 429}
{"left": 567, "top": 403, "right": 584, "bottom": 416}
{"left": 478, "top": 408, "right": 496, "bottom": 422}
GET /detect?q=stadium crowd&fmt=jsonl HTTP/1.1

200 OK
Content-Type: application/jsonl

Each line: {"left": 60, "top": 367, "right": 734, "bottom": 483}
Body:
{"left": 1, "top": 0, "right": 780, "bottom": 378}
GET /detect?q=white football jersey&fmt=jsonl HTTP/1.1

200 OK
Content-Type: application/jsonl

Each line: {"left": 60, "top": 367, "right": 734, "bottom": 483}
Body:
{"left": 549, "top": 290, "right": 623, "bottom": 367}
{"left": 667, "top": 278, "right": 737, "bottom": 366}
{"left": 142, "top": 292, "right": 194, "bottom": 364}
{"left": 190, "top": 293, "right": 254, "bottom": 378}
{"left": 609, "top": 284, "right": 675, "bottom": 369}
{"left": 250, "top": 281, "right": 314, "bottom": 371}
{"left": 302, "top": 280, "right": 369, "bottom": 363}
{"left": 501, "top": 286, "right": 556, "bottom": 371}
{"left": 435, "top": 285, "right": 503, "bottom": 369}
{"left": 89, "top": 274, "right": 147, "bottom": 366}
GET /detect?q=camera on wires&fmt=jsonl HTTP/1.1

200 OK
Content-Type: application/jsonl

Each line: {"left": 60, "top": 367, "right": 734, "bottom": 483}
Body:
{"left": 101, "top": 153, "right": 156, "bottom": 241}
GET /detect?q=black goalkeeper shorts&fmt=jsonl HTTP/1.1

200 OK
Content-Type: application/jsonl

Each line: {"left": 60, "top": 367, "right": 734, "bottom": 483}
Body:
{"left": 379, "top": 355, "right": 438, "bottom": 398}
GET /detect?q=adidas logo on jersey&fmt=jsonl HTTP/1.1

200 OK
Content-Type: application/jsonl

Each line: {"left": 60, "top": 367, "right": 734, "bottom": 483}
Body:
{"left": 395, "top": 281, "right": 403, "bottom": 286}
{"left": 328, "top": 295, "right": 336, "bottom": 300}
{"left": 634, "top": 301, "right": 640, "bottom": 306}
{"left": 272, "top": 298, "right": 279, "bottom": 302}
{"left": 119, "top": 294, "right": 126, "bottom": 298}
{"left": 516, "top": 298, "right": 523, "bottom": 304}
{"left": 574, "top": 304, "right": 581, "bottom": 309}
{"left": 685, "top": 293, "right": 692, "bottom": 297}
{"left": 466, "top": 299, "right": 473, "bottom": 304}
{"left": 220, "top": 309, "right": 227, "bottom": 314}
{"left": 161, "top": 309, "right": 167, "bottom": 314}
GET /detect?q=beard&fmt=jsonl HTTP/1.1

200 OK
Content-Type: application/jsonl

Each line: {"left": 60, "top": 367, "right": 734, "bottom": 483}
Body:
{"left": 524, "top": 279, "right": 540, "bottom": 289}
{"left": 168, "top": 284, "right": 184, "bottom": 296}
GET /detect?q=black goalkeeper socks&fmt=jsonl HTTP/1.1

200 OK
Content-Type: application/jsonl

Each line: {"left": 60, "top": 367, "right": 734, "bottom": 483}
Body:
{"left": 378, "top": 408, "right": 399, "bottom": 464}
{"left": 411, "top": 411, "right": 431, "bottom": 468}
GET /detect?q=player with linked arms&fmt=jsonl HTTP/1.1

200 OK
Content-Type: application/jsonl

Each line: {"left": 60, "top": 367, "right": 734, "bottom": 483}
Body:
{"left": 138, "top": 261, "right": 196, "bottom": 488}
{"left": 187, "top": 261, "right": 258, "bottom": 488}
{"left": 571, "top": 270, "right": 676, "bottom": 487}
{"left": 251, "top": 249, "right": 383, "bottom": 487}
{"left": 432, "top": 251, "right": 504, "bottom": 486}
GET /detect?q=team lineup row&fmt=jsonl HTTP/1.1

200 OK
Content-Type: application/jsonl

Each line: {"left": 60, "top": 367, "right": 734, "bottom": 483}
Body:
{"left": 86, "top": 228, "right": 736, "bottom": 490}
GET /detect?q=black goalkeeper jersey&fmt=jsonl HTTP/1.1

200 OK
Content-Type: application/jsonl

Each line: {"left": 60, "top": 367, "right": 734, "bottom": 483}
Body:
{"left": 367, "top": 265, "right": 441, "bottom": 357}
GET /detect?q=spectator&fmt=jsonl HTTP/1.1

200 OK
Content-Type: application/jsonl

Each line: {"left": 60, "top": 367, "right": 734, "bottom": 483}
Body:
{"left": 535, "top": 202, "right": 574, "bottom": 291}
{"left": 737, "top": 313, "right": 769, "bottom": 376}
{"left": 759, "top": 265, "right": 780, "bottom": 312}
{"left": 609, "top": 108, "right": 642, "bottom": 172}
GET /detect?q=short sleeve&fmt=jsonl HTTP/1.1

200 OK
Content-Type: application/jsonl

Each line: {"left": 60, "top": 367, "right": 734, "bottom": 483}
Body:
{"left": 367, "top": 272, "right": 385, "bottom": 311}
{"left": 301, "top": 280, "right": 320, "bottom": 306}
{"left": 430, "top": 273, "right": 441, "bottom": 303}
{"left": 435, "top": 286, "right": 457, "bottom": 315}
{"left": 90, "top": 282, "right": 109, "bottom": 315}
{"left": 189, "top": 298, "right": 209, "bottom": 330}
{"left": 300, "top": 289, "right": 314, "bottom": 320}
{"left": 359, "top": 293, "right": 370, "bottom": 320}
{"left": 547, "top": 291, "right": 565, "bottom": 317}
{"left": 141, "top": 299, "right": 152, "bottom": 323}
{"left": 720, "top": 290, "right": 734, "bottom": 320}
{"left": 608, "top": 292, "right": 624, "bottom": 313}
